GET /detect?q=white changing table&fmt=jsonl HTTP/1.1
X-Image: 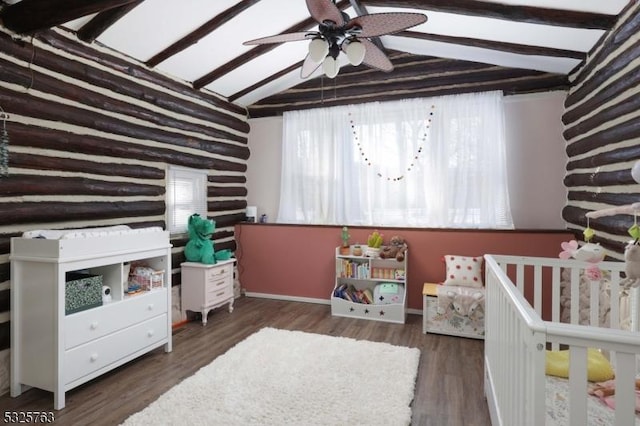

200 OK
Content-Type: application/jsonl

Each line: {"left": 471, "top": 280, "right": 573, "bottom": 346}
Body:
{"left": 10, "top": 228, "right": 173, "bottom": 409}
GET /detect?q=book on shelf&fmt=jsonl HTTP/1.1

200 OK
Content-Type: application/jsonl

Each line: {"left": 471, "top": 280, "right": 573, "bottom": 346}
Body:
{"left": 362, "top": 288, "right": 374, "bottom": 304}
{"left": 333, "top": 283, "right": 348, "bottom": 298}
{"left": 338, "top": 259, "right": 370, "bottom": 279}
{"left": 334, "top": 284, "right": 374, "bottom": 304}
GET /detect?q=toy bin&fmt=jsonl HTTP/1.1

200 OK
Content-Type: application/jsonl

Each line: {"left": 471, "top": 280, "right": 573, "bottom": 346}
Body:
{"left": 65, "top": 272, "right": 103, "bottom": 314}
{"left": 130, "top": 268, "right": 164, "bottom": 291}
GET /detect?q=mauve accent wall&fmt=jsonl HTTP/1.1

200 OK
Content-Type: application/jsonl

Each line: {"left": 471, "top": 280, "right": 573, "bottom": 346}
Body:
{"left": 235, "top": 224, "right": 572, "bottom": 311}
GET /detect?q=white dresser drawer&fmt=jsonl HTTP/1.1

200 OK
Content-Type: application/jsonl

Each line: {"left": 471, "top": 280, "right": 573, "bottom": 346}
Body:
{"left": 65, "top": 314, "right": 168, "bottom": 385}
{"left": 65, "top": 289, "right": 167, "bottom": 349}
{"left": 205, "top": 264, "right": 232, "bottom": 282}
{"left": 205, "top": 281, "right": 233, "bottom": 305}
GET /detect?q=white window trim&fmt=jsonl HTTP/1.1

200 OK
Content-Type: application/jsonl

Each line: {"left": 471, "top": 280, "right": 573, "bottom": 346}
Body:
{"left": 166, "top": 165, "right": 208, "bottom": 234}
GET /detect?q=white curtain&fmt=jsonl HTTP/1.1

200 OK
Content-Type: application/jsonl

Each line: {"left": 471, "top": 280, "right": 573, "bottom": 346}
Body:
{"left": 277, "top": 91, "right": 513, "bottom": 228}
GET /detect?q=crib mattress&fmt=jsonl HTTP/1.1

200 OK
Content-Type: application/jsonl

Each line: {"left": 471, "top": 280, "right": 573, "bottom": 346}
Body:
{"left": 546, "top": 376, "right": 640, "bottom": 425}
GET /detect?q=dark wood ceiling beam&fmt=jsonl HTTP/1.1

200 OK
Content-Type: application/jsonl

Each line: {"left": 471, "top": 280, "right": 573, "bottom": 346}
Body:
{"left": 77, "top": 0, "right": 145, "bottom": 43}
{"left": 146, "top": 0, "right": 262, "bottom": 68}
{"left": 399, "top": 30, "right": 586, "bottom": 60}
{"left": 193, "top": 0, "right": 351, "bottom": 90}
{"left": 0, "top": 0, "right": 140, "bottom": 34}
{"left": 361, "top": 0, "right": 617, "bottom": 30}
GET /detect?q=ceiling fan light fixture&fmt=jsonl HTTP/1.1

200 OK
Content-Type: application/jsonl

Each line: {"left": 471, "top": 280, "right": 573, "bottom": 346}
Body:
{"left": 345, "top": 40, "right": 366, "bottom": 66}
{"left": 322, "top": 55, "right": 340, "bottom": 79}
{"left": 309, "top": 38, "right": 329, "bottom": 63}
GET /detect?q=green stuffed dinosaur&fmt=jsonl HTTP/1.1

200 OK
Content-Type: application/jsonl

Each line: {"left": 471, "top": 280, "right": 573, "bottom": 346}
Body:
{"left": 184, "top": 214, "right": 232, "bottom": 264}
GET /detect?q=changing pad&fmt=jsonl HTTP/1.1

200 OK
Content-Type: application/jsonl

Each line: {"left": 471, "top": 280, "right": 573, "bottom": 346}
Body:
{"left": 22, "top": 225, "right": 164, "bottom": 240}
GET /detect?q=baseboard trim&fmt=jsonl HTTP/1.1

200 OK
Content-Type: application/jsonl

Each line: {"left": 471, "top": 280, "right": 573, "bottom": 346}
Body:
{"left": 244, "top": 292, "right": 330, "bottom": 305}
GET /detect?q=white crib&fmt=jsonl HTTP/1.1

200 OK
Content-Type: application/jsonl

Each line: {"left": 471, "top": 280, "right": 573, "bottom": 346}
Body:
{"left": 484, "top": 254, "right": 640, "bottom": 426}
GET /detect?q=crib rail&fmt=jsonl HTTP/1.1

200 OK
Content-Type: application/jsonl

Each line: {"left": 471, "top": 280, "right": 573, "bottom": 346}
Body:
{"left": 484, "top": 254, "right": 640, "bottom": 426}
{"left": 484, "top": 255, "right": 547, "bottom": 426}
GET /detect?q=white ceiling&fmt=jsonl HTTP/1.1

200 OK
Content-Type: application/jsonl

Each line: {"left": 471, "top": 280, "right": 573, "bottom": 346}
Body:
{"left": 57, "top": 0, "right": 630, "bottom": 107}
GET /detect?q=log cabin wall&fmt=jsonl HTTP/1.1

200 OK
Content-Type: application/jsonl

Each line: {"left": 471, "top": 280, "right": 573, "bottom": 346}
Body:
{"left": 562, "top": 3, "right": 640, "bottom": 257}
{"left": 0, "top": 27, "right": 249, "bottom": 361}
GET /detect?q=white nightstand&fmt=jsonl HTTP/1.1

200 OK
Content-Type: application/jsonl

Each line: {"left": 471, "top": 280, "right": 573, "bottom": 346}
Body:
{"left": 181, "top": 259, "right": 236, "bottom": 326}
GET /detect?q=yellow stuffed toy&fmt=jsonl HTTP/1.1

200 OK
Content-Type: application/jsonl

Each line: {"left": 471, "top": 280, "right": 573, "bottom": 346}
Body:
{"left": 545, "top": 348, "right": 614, "bottom": 382}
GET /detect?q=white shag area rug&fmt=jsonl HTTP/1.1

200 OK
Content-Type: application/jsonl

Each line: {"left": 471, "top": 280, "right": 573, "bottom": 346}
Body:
{"left": 122, "top": 327, "right": 421, "bottom": 426}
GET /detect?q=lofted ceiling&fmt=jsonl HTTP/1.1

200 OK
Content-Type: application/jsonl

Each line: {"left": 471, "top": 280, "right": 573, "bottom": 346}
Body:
{"left": 0, "top": 0, "right": 632, "bottom": 109}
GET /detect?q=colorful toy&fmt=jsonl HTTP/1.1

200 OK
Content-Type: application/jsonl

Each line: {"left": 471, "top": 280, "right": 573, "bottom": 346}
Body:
{"left": 339, "top": 226, "right": 351, "bottom": 255}
{"left": 184, "top": 213, "right": 232, "bottom": 264}
{"left": 559, "top": 240, "right": 605, "bottom": 263}
{"left": 341, "top": 226, "right": 350, "bottom": 248}
{"left": 367, "top": 230, "right": 383, "bottom": 249}
{"left": 365, "top": 230, "right": 384, "bottom": 257}
{"left": 559, "top": 240, "right": 605, "bottom": 280}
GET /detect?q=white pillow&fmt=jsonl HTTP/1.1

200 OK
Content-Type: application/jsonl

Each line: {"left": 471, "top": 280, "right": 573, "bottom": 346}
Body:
{"left": 443, "top": 255, "right": 483, "bottom": 287}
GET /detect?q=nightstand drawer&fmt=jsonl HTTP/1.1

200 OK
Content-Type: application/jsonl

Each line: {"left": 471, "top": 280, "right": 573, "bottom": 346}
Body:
{"left": 205, "top": 284, "right": 233, "bottom": 305}
{"left": 205, "top": 265, "right": 232, "bottom": 282}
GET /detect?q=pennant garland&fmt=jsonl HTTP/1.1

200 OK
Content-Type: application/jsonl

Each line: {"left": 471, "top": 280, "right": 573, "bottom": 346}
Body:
{"left": 349, "top": 105, "right": 435, "bottom": 181}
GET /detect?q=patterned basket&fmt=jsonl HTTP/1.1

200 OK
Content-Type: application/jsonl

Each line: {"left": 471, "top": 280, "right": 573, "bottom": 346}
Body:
{"left": 65, "top": 272, "right": 102, "bottom": 314}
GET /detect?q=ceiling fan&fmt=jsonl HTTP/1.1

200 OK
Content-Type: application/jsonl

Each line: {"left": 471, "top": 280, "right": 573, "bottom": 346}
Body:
{"left": 243, "top": 0, "right": 427, "bottom": 79}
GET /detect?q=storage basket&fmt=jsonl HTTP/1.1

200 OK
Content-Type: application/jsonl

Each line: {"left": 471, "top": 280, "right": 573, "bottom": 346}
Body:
{"left": 65, "top": 272, "right": 103, "bottom": 314}
{"left": 130, "top": 268, "right": 164, "bottom": 291}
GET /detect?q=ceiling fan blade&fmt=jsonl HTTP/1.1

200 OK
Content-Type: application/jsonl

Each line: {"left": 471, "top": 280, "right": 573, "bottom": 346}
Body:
{"left": 306, "top": 0, "right": 344, "bottom": 25}
{"left": 348, "top": 13, "right": 427, "bottom": 38}
{"left": 301, "top": 53, "right": 323, "bottom": 79}
{"left": 358, "top": 38, "right": 393, "bottom": 72}
{"left": 243, "top": 31, "right": 312, "bottom": 45}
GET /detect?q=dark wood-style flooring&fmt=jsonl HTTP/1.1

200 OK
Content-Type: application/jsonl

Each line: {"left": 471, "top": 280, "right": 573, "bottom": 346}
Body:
{"left": 0, "top": 297, "right": 491, "bottom": 426}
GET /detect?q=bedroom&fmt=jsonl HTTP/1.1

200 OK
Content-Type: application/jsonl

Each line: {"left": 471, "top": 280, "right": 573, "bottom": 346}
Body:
{"left": 0, "top": 0, "right": 638, "bottom": 424}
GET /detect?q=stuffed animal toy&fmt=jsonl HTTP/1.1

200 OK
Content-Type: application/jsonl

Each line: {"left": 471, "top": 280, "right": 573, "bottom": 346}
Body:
{"left": 184, "top": 214, "right": 232, "bottom": 264}
{"left": 559, "top": 240, "right": 605, "bottom": 280}
{"left": 621, "top": 242, "right": 640, "bottom": 289}
{"left": 379, "top": 235, "right": 408, "bottom": 262}
{"left": 559, "top": 240, "right": 605, "bottom": 263}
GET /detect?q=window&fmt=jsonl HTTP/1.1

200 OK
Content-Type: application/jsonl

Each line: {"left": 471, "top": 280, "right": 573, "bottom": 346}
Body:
{"left": 277, "top": 92, "right": 513, "bottom": 229}
{"left": 166, "top": 165, "right": 207, "bottom": 233}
